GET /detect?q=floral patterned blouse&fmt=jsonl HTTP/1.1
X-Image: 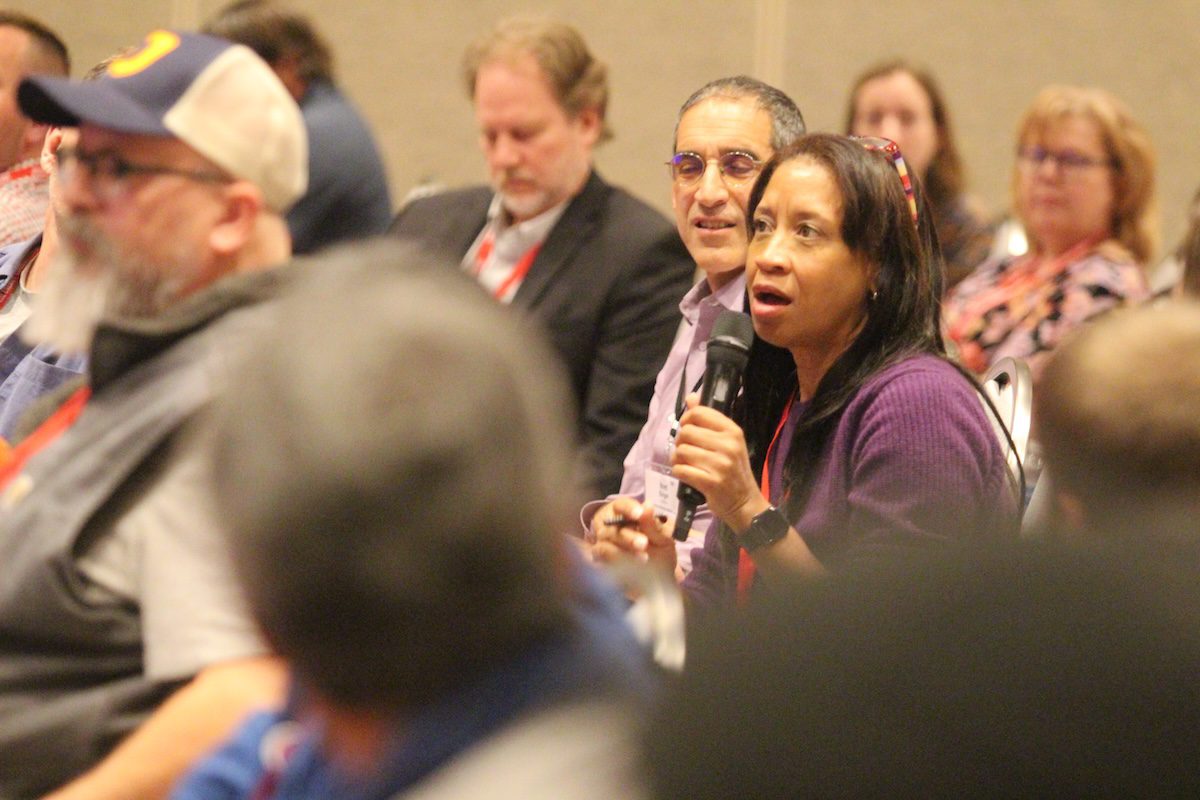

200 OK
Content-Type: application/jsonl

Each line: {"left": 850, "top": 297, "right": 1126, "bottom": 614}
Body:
{"left": 943, "top": 239, "right": 1148, "bottom": 379}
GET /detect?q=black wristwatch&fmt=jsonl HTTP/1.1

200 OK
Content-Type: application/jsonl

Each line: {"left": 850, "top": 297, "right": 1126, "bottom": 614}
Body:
{"left": 739, "top": 506, "right": 790, "bottom": 552}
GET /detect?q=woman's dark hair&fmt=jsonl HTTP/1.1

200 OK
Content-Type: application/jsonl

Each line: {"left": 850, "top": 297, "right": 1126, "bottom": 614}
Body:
{"left": 738, "top": 133, "right": 944, "bottom": 519}
{"left": 843, "top": 60, "right": 964, "bottom": 214}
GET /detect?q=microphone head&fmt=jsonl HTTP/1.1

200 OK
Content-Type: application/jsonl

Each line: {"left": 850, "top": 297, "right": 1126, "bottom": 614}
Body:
{"left": 707, "top": 310, "right": 754, "bottom": 367}
{"left": 711, "top": 309, "right": 754, "bottom": 348}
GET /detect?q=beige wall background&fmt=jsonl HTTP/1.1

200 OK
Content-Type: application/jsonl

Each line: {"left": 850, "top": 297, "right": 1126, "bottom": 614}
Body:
{"left": 11, "top": 0, "right": 1200, "bottom": 256}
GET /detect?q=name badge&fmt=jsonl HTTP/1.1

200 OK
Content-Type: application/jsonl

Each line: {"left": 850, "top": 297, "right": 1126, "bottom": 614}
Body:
{"left": 644, "top": 463, "right": 680, "bottom": 519}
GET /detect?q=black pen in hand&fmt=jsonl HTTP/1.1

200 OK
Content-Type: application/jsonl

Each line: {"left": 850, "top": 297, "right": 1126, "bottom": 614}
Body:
{"left": 604, "top": 513, "right": 668, "bottom": 528}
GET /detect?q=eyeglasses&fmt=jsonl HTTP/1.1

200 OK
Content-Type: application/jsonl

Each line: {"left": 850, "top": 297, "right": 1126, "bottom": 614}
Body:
{"left": 851, "top": 136, "right": 918, "bottom": 223}
{"left": 55, "top": 146, "right": 230, "bottom": 199}
{"left": 1017, "top": 146, "right": 1114, "bottom": 176}
{"left": 666, "top": 150, "right": 764, "bottom": 186}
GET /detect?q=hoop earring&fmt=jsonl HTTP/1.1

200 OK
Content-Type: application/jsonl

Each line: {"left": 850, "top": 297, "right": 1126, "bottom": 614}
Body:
{"left": 868, "top": 288, "right": 879, "bottom": 303}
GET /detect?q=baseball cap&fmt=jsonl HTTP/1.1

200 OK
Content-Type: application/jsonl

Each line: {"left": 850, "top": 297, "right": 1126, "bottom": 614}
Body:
{"left": 17, "top": 29, "right": 307, "bottom": 211}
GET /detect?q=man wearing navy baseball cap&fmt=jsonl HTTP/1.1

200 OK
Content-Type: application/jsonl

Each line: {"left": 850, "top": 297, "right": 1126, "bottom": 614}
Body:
{"left": 0, "top": 29, "right": 306, "bottom": 798}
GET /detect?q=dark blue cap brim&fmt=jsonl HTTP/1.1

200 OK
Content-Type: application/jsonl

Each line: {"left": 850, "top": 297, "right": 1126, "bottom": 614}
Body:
{"left": 19, "top": 75, "right": 172, "bottom": 136}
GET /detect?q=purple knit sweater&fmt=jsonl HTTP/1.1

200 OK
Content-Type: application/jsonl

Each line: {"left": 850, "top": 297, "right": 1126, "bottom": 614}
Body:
{"left": 682, "top": 353, "right": 1018, "bottom": 609}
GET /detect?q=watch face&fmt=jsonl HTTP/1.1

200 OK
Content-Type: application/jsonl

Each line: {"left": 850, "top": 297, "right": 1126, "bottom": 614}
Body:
{"left": 743, "top": 507, "right": 789, "bottom": 552}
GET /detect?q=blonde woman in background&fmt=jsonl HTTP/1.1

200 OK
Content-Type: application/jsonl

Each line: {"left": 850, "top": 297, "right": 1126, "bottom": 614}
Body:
{"left": 943, "top": 85, "right": 1155, "bottom": 380}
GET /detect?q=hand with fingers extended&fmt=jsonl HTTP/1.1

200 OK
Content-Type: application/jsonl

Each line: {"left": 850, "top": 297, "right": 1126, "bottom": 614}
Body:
{"left": 589, "top": 496, "right": 678, "bottom": 573}
{"left": 671, "top": 393, "right": 771, "bottom": 535}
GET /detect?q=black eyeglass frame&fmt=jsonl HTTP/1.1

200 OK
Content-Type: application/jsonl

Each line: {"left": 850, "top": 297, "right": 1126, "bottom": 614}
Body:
{"left": 55, "top": 146, "right": 231, "bottom": 188}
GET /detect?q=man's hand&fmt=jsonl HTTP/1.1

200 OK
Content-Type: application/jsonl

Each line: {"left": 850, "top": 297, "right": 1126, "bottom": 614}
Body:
{"left": 589, "top": 496, "right": 677, "bottom": 574}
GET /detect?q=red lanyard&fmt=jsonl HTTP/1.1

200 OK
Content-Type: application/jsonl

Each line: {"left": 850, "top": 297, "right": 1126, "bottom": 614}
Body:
{"left": 945, "top": 237, "right": 1099, "bottom": 372}
{"left": 473, "top": 229, "right": 542, "bottom": 301}
{"left": 737, "top": 391, "right": 796, "bottom": 601}
{"left": 0, "top": 163, "right": 41, "bottom": 187}
{"left": 0, "top": 385, "right": 91, "bottom": 491}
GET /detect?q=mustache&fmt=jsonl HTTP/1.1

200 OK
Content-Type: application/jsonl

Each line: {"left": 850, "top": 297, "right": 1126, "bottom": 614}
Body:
{"left": 497, "top": 169, "right": 537, "bottom": 184}
{"left": 57, "top": 213, "right": 111, "bottom": 264}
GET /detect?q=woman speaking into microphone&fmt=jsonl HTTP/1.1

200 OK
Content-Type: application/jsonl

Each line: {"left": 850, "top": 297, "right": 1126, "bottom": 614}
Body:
{"left": 594, "top": 134, "right": 1018, "bottom": 610}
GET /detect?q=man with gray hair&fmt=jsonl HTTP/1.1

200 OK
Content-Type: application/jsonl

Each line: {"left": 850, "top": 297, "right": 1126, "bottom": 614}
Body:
{"left": 587, "top": 77, "right": 805, "bottom": 575}
{"left": 173, "top": 241, "right": 653, "bottom": 799}
{"left": 391, "top": 16, "right": 694, "bottom": 498}
{"left": 0, "top": 29, "right": 305, "bottom": 797}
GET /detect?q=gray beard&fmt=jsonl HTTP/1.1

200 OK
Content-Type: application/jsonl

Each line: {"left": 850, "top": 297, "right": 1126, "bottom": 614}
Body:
{"left": 23, "top": 214, "right": 198, "bottom": 355}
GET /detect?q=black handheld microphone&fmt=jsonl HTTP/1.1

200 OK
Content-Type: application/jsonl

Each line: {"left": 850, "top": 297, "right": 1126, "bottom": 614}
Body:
{"left": 672, "top": 310, "right": 754, "bottom": 541}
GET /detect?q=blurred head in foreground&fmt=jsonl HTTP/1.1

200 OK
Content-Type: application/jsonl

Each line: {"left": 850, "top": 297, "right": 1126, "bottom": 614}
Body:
{"left": 1035, "top": 300, "right": 1200, "bottom": 545}
{"left": 208, "top": 239, "right": 581, "bottom": 718}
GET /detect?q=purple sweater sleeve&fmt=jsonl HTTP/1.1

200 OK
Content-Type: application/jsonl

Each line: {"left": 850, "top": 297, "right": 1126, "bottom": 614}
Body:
{"left": 822, "top": 356, "right": 1017, "bottom": 565}
{"left": 682, "top": 355, "right": 1017, "bottom": 610}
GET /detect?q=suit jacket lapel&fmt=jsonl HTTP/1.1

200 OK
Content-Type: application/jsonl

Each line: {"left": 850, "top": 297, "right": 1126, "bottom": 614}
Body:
{"left": 449, "top": 190, "right": 493, "bottom": 262}
{"left": 511, "top": 170, "right": 609, "bottom": 310}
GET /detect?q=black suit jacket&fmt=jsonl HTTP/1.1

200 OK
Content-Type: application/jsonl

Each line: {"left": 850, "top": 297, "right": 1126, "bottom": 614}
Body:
{"left": 390, "top": 171, "right": 694, "bottom": 495}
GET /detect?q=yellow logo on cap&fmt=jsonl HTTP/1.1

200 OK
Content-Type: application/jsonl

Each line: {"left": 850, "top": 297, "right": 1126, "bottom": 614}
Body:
{"left": 108, "top": 30, "right": 181, "bottom": 78}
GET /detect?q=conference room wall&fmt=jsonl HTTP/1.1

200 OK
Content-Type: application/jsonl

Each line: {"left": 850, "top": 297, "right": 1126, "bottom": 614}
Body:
{"left": 12, "top": 0, "right": 1200, "bottom": 255}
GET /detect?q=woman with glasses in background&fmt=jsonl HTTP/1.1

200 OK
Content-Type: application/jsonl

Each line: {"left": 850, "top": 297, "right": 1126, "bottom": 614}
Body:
{"left": 595, "top": 134, "right": 1017, "bottom": 610}
{"left": 845, "top": 60, "right": 993, "bottom": 291}
{"left": 944, "top": 86, "right": 1155, "bottom": 380}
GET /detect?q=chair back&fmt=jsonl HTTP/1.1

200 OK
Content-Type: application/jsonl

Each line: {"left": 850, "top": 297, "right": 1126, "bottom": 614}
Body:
{"left": 980, "top": 357, "right": 1032, "bottom": 504}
